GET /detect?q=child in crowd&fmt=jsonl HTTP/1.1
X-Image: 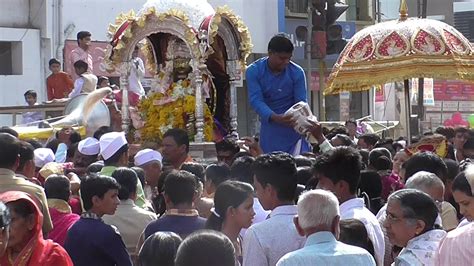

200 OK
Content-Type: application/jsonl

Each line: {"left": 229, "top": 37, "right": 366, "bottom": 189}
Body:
{"left": 68, "top": 60, "right": 98, "bottom": 98}
{"left": 64, "top": 175, "right": 132, "bottom": 266}
{"left": 22, "top": 90, "right": 43, "bottom": 125}
{"left": 46, "top": 58, "right": 74, "bottom": 100}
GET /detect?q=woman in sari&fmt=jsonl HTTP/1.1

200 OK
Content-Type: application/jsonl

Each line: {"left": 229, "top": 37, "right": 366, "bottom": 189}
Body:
{"left": 0, "top": 201, "right": 10, "bottom": 257}
{"left": 0, "top": 191, "right": 73, "bottom": 266}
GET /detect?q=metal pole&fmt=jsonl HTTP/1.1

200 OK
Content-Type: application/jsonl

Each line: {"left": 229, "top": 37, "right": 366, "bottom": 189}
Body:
{"left": 319, "top": 59, "right": 326, "bottom": 121}
{"left": 376, "top": 0, "right": 381, "bottom": 23}
{"left": 306, "top": 1, "right": 313, "bottom": 111}
{"left": 417, "top": 0, "right": 428, "bottom": 133}
{"left": 404, "top": 79, "right": 411, "bottom": 145}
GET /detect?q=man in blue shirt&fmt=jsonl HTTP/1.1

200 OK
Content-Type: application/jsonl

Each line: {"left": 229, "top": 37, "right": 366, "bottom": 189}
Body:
{"left": 276, "top": 189, "right": 376, "bottom": 266}
{"left": 246, "top": 34, "right": 311, "bottom": 154}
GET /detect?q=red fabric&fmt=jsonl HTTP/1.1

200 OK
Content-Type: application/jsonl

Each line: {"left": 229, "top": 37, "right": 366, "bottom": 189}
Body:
{"left": 69, "top": 196, "right": 83, "bottom": 215}
{"left": 380, "top": 172, "right": 405, "bottom": 201}
{"left": 46, "top": 72, "right": 74, "bottom": 100}
{"left": 0, "top": 191, "right": 73, "bottom": 266}
{"left": 113, "top": 89, "right": 140, "bottom": 106}
{"left": 48, "top": 208, "right": 80, "bottom": 246}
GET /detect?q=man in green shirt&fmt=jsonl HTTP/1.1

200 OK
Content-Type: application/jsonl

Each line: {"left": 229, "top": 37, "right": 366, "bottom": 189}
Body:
{"left": 98, "top": 132, "right": 147, "bottom": 209}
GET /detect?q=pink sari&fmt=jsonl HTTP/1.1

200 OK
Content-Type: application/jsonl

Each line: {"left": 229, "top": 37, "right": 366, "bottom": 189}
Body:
{"left": 0, "top": 191, "right": 73, "bottom": 266}
{"left": 48, "top": 201, "right": 80, "bottom": 246}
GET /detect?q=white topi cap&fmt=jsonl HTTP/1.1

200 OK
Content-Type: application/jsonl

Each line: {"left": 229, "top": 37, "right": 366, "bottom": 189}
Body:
{"left": 134, "top": 148, "right": 163, "bottom": 166}
{"left": 99, "top": 132, "right": 128, "bottom": 160}
{"left": 34, "top": 148, "right": 55, "bottom": 168}
{"left": 78, "top": 137, "right": 100, "bottom": 156}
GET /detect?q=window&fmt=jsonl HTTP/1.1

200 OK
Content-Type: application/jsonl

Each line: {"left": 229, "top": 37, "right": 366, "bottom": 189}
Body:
{"left": 286, "top": 0, "right": 308, "bottom": 14}
{"left": 0, "top": 41, "right": 22, "bottom": 75}
{"left": 346, "top": 0, "right": 373, "bottom": 22}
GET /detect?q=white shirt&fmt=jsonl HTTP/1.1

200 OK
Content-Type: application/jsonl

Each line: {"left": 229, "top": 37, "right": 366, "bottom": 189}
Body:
{"left": 22, "top": 103, "right": 43, "bottom": 125}
{"left": 395, "top": 229, "right": 446, "bottom": 266}
{"left": 103, "top": 199, "right": 157, "bottom": 256}
{"left": 240, "top": 198, "right": 270, "bottom": 238}
{"left": 69, "top": 78, "right": 84, "bottom": 98}
{"left": 277, "top": 231, "right": 376, "bottom": 266}
{"left": 457, "top": 218, "right": 471, "bottom": 228}
{"left": 129, "top": 57, "right": 145, "bottom": 96}
{"left": 243, "top": 205, "right": 306, "bottom": 266}
{"left": 340, "top": 198, "right": 385, "bottom": 266}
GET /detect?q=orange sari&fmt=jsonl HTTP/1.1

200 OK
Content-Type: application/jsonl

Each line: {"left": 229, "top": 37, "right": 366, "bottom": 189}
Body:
{"left": 0, "top": 191, "right": 73, "bottom": 266}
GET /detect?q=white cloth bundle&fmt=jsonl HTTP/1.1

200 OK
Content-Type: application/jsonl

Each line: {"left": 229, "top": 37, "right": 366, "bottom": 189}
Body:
{"left": 284, "top": 101, "right": 318, "bottom": 143}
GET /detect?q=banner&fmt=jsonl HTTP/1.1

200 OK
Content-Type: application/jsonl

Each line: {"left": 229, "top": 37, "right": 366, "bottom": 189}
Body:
{"left": 410, "top": 78, "right": 435, "bottom": 106}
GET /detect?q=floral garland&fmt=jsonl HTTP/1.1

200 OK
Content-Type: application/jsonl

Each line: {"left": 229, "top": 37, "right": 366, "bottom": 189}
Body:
{"left": 139, "top": 79, "right": 214, "bottom": 142}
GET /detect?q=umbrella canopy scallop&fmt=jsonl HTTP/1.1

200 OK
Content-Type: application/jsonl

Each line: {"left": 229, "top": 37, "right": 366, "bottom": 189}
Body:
{"left": 325, "top": 17, "right": 474, "bottom": 95}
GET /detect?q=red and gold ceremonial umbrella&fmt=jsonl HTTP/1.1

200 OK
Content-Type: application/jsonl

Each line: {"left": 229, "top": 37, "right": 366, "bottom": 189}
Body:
{"left": 324, "top": 0, "right": 474, "bottom": 140}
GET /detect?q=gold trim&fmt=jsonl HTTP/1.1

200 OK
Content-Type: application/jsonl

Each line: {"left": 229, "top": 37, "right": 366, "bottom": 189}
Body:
{"left": 142, "top": 40, "right": 157, "bottom": 75}
{"left": 106, "top": 8, "right": 200, "bottom": 72}
{"left": 325, "top": 63, "right": 474, "bottom": 95}
{"left": 213, "top": 5, "right": 253, "bottom": 68}
{"left": 399, "top": 0, "right": 408, "bottom": 21}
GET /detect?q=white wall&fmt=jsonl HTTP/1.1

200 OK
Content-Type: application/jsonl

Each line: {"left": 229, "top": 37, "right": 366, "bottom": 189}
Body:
{"left": 208, "top": 0, "right": 279, "bottom": 53}
{"left": 0, "top": 0, "right": 30, "bottom": 27}
{"left": 0, "top": 28, "right": 43, "bottom": 125}
{"left": 62, "top": 0, "right": 147, "bottom": 42}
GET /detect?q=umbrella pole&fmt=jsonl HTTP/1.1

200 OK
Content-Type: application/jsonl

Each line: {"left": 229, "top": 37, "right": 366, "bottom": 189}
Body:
{"left": 404, "top": 79, "right": 411, "bottom": 145}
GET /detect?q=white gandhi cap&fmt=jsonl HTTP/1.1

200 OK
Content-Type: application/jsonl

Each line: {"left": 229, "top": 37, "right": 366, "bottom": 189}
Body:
{"left": 134, "top": 148, "right": 163, "bottom": 166}
{"left": 34, "top": 148, "right": 55, "bottom": 168}
{"left": 99, "top": 132, "right": 128, "bottom": 160}
{"left": 78, "top": 137, "right": 100, "bottom": 156}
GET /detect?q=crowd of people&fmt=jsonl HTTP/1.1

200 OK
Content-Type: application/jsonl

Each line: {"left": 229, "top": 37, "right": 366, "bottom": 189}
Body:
{"left": 2, "top": 32, "right": 473, "bottom": 266}
{"left": 0, "top": 121, "right": 473, "bottom": 266}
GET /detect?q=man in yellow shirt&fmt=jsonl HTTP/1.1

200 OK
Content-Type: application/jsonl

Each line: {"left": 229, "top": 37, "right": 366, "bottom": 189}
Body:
{"left": 0, "top": 133, "right": 53, "bottom": 234}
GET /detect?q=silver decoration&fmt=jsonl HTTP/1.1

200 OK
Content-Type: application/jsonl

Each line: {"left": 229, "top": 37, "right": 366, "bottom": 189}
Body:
{"left": 226, "top": 60, "right": 240, "bottom": 138}
{"left": 140, "top": 0, "right": 214, "bottom": 30}
{"left": 120, "top": 62, "right": 132, "bottom": 133}
{"left": 193, "top": 29, "right": 210, "bottom": 143}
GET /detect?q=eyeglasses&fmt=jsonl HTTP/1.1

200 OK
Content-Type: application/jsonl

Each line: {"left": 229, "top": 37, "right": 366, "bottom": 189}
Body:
{"left": 385, "top": 212, "right": 415, "bottom": 224}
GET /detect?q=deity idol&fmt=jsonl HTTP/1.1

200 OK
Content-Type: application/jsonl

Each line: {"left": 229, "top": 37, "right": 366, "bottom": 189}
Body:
{"left": 137, "top": 36, "right": 214, "bottom": 142}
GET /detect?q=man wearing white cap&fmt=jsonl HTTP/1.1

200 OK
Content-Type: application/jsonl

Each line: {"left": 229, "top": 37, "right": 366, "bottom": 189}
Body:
{"left": 99, "top": 132, "right": 148, "bottom": 209}
{"left": 134, "top": 149, "right": 163, "bottom": 200}
{"left": 73, "top": 137, "right": 100, "bottom": 176}
{"left": 34, "top": 147, "right": 55, "bottom": 184}
{"left": 34, "top": 148, "right": 56, "bottom": 169}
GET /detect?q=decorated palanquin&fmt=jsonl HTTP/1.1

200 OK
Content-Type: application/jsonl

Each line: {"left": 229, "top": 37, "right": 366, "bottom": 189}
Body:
{"left": 105, "top": 0, "right": 252, "bottom": 143}
{"left": 326, "top": 17, "right": 474, "bottom": 95}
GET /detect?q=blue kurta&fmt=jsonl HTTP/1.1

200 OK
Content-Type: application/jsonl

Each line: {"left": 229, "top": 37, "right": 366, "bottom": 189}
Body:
{"left": 64, "top": 217, "right": 132, "bottom": 266}
{"left": 246, "top": 57, "right": 311, "bottom": 154}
